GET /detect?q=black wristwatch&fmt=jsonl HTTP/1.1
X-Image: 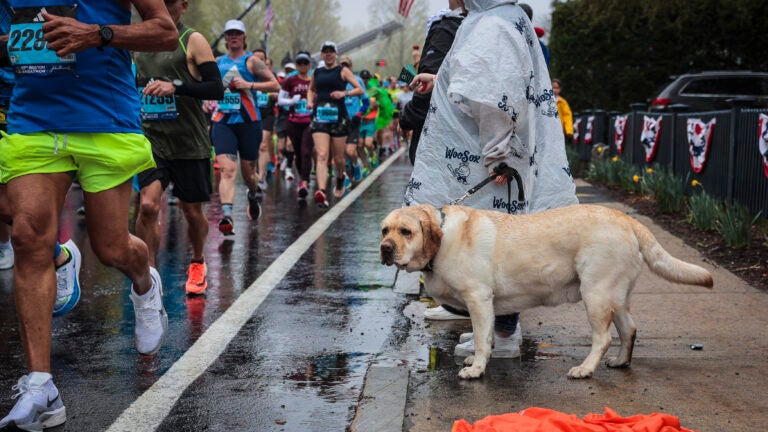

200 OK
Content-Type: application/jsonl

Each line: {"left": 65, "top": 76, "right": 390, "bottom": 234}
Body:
{"left": 98, "top": 25, "right": 114, "bottom": 48}
{"left": 172, "top": 79, "right": 183, "bottom": 88}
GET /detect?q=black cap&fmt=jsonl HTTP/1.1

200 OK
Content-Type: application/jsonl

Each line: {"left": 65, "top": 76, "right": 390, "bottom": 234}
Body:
{"left": 359, "top": 69, "right": 371, "bottom": 79}
{"left": 519, "top": 3, "right": 533, "bottom": 20}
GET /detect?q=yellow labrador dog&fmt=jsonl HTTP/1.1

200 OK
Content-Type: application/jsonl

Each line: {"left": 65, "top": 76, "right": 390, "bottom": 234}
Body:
{"left": 379, "top": 204, "right": 713, "bottom": 379}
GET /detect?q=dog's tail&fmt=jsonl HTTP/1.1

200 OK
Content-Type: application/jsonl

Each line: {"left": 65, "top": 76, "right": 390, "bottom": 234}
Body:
{"left": 631, "top": 219, "right": 714, "bottom": 288}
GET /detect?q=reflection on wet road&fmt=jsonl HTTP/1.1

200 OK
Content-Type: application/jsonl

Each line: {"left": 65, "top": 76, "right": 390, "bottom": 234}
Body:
{"left": 0, "top": 148, "right": 416, "bottom": 431}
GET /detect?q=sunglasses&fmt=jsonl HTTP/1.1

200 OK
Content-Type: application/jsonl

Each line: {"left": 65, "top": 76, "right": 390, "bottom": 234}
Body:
{"left": 296, "top": 60, "right": 310, "bottom": 65}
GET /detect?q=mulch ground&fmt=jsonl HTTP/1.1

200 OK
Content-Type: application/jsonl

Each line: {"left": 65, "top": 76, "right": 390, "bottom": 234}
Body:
{"left": 596, "top": 185, "right": 768, "bottom": 291}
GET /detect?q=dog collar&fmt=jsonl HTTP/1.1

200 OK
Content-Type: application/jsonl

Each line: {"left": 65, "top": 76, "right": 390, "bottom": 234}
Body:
{"left": 419, "top": 207, "right": 447, "bottom": 273}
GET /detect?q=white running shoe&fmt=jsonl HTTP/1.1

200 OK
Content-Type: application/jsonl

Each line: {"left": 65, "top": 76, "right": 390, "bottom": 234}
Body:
{"left": 53, "top": 240, "right": 81, "bottom": 317}
{"left": 0, "top": 242, "right": 13, "bottom": 270}
{"left": 284, "top": 167, "right": 295, "bottom": 181}
{"left": 130, "top": 267, "right": 168, "bottom": 355}
{"left": 0, "top": 372, "right": 66, "bottom": 431}
{"left": 454, "top": 322, "right": 522, "bottom": 358}
{"left": 423, "top": 305, "right": 470, "bottom": 321}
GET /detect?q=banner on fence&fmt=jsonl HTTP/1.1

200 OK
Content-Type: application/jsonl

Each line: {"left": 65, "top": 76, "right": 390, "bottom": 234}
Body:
{"left": 760, "top": 113, "right": 768, "bottom": 178}
{"left": 687, "top": 117, "right": 716, "bottom": 173}
{"left": 614, "top": 115, "right": 628, "bottom": 154}
{"left": 641, "top": 115, "right": 662, "bottom": 162}
{"left": 584, "top": 116, "right": 595, "bottom": 145}
{"left": 573, "top": 118, "right": 582, "bottom": 143}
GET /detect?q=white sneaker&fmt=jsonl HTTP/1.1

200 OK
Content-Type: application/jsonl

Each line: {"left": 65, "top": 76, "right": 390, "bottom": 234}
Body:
{"left": 454, "top": 322, "right": 522, "bottom": 358}
{"left": 279, "top": 157, "right": 289, "bottom": 172}
{"left": 0, "top": 372, "right": 66, "bottom": 431}
{"left": 130, "top": 267, "right": 168, "bottom": 355}
{"left": 0, "top": 243, "right": 13, "bottom": 270}
{"left": 53, "top": 240, "right": 81, "bottom": 317}
{"left": 423, "top": 305, "right": 470, "bottom": 321}
{"left": 284, "top": 167, "right": 295, "bottom": 181}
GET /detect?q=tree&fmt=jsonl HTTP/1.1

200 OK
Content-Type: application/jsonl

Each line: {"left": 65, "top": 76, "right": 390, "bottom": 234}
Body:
{"left": 549, "top": 0, "right": 768, "bottom": 112}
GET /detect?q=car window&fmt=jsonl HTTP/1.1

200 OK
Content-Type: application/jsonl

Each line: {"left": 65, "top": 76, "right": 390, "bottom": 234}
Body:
{"left": 681, "top": 77, "right": 768, "bottom": 97}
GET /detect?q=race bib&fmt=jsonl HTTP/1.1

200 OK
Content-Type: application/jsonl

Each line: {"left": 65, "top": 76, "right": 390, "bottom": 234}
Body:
{"left": 8, "top": 5, "right": 77, "bottom": 76}
{"left": 295, "top": 98, "right": 311, "bottom": 115}
{"left": 138, "top": 86, "right": 178, "bottom": 121}
{"left": 316, "top": 104, "right": 338, "bottom": 123}
{"left": 218, "top": 90, "right": 241, "bottom": 113}
{"left": 256, "top": 91, "right": 269, "bottom": 108}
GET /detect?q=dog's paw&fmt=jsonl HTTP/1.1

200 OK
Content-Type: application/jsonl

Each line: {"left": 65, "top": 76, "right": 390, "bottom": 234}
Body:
{"left": 567, "top": 365, "right": 594, "bottom": 379}
{"left": 463, "top": 355, "right": 475, "bottom": 366}
{"left": 605, "top": 357, "right": 631, "bottom": 369}
{"left": 458, "top": 365, "right": 485, "bottom": 379}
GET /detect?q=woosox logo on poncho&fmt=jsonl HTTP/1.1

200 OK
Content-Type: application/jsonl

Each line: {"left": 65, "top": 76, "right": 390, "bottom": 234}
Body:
{"left": 687, "top": 118, "right": 716, "bottom": 173}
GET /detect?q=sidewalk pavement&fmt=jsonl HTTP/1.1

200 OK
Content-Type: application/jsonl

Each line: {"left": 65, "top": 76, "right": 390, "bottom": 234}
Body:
{"left": 354, "top": 179, "right": 768, "bottom": 432}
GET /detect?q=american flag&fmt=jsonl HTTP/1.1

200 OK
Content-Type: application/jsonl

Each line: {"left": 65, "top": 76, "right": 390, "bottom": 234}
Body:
{"left": 264, "top": 0, "right": 274, "bottom": 36}
{"left": 398, "top": 0, "right": 415, "bottom": 18}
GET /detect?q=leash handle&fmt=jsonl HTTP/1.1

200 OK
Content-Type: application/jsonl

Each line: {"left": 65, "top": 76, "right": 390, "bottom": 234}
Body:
{"left": 493, "top": 163, "right": 525, "bottom": 203}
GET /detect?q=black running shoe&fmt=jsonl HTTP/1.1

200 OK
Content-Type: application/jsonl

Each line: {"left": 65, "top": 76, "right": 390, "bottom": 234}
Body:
{"left": 247, "top": 190, "right": 262, "bottom": 220}
{"left": 218, "top": 216, "right": 235, "bottom": 235}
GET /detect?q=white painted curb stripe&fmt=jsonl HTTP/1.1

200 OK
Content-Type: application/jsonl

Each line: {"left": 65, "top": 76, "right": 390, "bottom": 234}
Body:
{"left": 106, "top": 146, "right": 406, "bottom": 432}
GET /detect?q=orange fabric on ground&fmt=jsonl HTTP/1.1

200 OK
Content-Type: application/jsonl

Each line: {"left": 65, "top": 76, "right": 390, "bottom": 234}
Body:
{"left": 452, "top": 407, "right": 697, "bottom": 432}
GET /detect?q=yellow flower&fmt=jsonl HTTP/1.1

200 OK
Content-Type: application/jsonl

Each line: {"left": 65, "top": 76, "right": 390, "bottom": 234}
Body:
{"left": 597, "top": 146, "right": 604, "bottom": 153}
{"left": 612, "top": 156, "right": 619, "bottom": 162}
{"left": 646, "top": 168, "right": 654, "bottom": 174}
{"left": 632, "top": 175, "right": 640, "bottom": 183}
{"left": 691, "top": 179, "right": 701, "bottom": 187}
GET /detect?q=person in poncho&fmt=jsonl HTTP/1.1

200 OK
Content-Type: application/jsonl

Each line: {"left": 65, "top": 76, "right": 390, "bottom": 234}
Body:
{"left": 405, "top": 0, "right": 578, "bottom": 359}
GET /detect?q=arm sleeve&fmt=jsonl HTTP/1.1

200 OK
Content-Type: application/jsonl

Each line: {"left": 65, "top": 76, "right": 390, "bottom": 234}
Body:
{"left": 173, "top": 61, "right": 224, "bottom": 100}
{"left": 277, "top": 89, "right": 296, "bottom": 106}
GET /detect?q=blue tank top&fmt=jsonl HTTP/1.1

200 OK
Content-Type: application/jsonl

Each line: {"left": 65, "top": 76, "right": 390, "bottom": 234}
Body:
{"left": 213, "top": 53, "right": 261, "bottom": 124}
{"left": 8, "top": 1, "right": 140, "bottom": 134}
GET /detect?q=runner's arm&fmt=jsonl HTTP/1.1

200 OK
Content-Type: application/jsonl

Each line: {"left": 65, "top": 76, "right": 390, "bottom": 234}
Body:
{"left": 42, "top": 0, "right": 177, "bottom": 56}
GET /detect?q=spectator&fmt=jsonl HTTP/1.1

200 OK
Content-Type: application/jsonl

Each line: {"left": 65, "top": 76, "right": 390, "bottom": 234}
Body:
{"left": 0, "top": 2, "right": 178, "bottom": 430}
{"left": 400, "top": 0, "right": 466, "bottom": 165}
{"left": 552, "top": 78, "right": 574, "bottom": 143}
{"left": 406, "top": 0, "right": 578, "bottom": 359}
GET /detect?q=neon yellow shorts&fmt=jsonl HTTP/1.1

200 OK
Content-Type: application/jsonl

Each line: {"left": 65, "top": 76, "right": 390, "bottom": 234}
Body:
{"left": 0, "top": 132, "right": 155, "bottom": 193}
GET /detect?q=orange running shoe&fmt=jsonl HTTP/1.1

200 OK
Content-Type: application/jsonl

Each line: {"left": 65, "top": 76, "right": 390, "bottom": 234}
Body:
{"left": 185, "top": 261, "right": 208, "bottom": 295}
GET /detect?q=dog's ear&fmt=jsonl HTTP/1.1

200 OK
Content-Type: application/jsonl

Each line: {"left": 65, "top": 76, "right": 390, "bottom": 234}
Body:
{"left": 417, "top": 206, "right": 442, "bottom": 260}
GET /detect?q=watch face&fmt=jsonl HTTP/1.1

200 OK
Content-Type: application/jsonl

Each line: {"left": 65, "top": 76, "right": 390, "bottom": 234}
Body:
{"left": 173, "top": 79, "right": 183, "bottom": 87}
{"left": 100, "top": 26, "right": 114, "bottom": 43}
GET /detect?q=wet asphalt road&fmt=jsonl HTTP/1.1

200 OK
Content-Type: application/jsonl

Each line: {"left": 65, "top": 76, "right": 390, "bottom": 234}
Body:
{"left": 0, "top": 148, "right": 416, "bottom": 431}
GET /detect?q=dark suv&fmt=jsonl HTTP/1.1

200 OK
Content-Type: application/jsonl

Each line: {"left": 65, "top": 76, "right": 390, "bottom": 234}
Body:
{"left": 648, "top": 71, "right": 768, "bottom": 112}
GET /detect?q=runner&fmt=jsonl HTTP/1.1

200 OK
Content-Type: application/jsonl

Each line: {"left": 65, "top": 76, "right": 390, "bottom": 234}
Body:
{"left": 134, "top": 0, "right": 224, "bottom": 295}
{"left": 306, "top": 41, "right": 364, "bottom": 207}
{"left": 340, "top": 55, "right": 370, "bottom": 184}
{"left": 278, "top": 51, "right": 313, "bottom": 203}
{"left": 210, "top": 20, "right": 279, "bottom": 233}
{"left": 0, "top": 2, "right": 177, "bottom": 429}
{"left": 252, "top": 48, "right": 278, "bottom": 189}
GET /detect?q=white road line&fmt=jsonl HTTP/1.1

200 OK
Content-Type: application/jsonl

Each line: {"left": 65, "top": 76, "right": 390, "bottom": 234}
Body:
{"left": 106, "top": 146, "right": 406, "bottom": 432}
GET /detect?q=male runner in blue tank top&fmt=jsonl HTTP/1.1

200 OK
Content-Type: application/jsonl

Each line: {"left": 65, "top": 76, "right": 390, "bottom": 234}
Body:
{"left": 0, "top": 2, "right": 177, "bottom": 430}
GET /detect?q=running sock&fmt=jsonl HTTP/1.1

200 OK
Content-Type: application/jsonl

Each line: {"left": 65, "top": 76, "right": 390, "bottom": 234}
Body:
{"left": 190, "top": 257, "right": 205, "bottom": 264}
{"left": 222, "top": 203, "right": 233, "bottom": 217}
{"left": 54, "top": 243, "right": 71, "bottom": 269}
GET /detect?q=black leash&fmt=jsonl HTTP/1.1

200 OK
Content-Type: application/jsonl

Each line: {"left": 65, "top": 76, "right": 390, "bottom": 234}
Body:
{"left": 448, "top": 163, "right": 525, "bottom": 213}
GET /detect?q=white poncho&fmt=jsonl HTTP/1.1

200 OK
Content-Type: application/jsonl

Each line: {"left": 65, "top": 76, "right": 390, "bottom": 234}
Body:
{"left": 405, "top": 0, "right": 578, "bottom": 213}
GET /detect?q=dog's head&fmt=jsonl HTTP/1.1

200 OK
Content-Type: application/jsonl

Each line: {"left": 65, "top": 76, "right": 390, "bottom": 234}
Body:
{"left": 379, "top": 204, "right": 443, "bottom": 272}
